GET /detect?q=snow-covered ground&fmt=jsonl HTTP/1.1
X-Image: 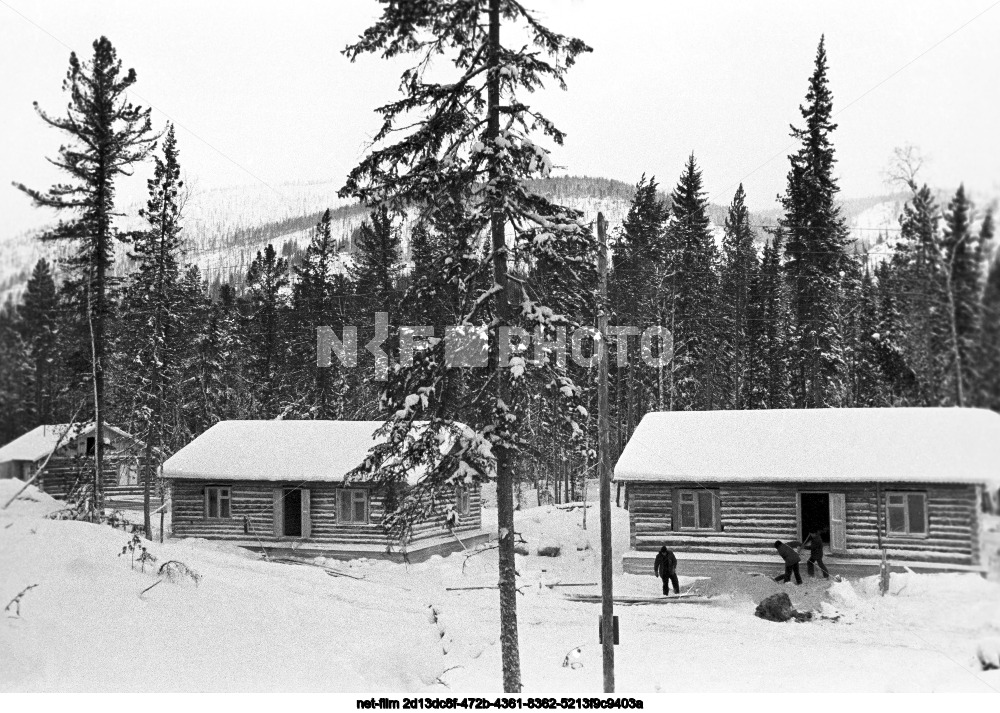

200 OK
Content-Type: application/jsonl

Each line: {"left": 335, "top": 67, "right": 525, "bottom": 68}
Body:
{"left": 2, "top": 478, "right": 999, "bottom": 692}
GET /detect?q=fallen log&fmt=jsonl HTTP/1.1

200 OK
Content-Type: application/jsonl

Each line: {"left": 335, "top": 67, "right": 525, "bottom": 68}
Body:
{"left": 563, "top": 593, "right": 715, "bottom": 605}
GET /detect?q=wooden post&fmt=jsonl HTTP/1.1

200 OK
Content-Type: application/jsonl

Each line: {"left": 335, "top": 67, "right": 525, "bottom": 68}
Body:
{"left": 875, "top": 482, "right": 883, "bottom": 550}
{"left": 597, "top": 212, "right": 615, "bottom": 692}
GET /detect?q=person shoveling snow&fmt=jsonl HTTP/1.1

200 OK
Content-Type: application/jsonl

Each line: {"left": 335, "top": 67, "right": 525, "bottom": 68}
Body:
{"left": 773, "top": 540, "right": 803, "bottom": 585}
{"left": 653, "top": 543, "right": 680, "bottom": 596}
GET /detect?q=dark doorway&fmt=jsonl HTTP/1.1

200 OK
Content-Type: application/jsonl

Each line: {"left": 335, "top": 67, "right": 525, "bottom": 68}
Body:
{"left": 283, "top": 488, "right": 302, "bottom": 537}
{"left": 799, "top": 492, "right": 830, "bottom": 544}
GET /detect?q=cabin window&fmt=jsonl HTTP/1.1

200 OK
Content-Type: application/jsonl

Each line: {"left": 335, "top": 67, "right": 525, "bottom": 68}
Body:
{"left": 886, "top": 492, "right": 927, "bottom": 536}
{"left": 456, "top": 485, "right": 471, "bottom": 517}
{"left": 338, "top": 489, "right": 369, "bottom": 524}
{"left": 117, "top": 461, "right": 139, "bottom": 486}
{"left": 205, "top": 486, "right": 232, "bottom": 519}
{"left": 678, "top": 489, "right": 716, "bottom": 530}
{"left": 85, "top": 437, "right": 96, "bottom": 456}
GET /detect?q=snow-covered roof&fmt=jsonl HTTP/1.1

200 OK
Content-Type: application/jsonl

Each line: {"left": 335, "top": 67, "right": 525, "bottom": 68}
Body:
{"left": 613, "top": 408, "right": 1000, "bottom": 484}
{"left": 162, "top": 420, "right": 487, "bottom": 484}
{"left": 0, "top": 423, "right": 137, "bottom": 464}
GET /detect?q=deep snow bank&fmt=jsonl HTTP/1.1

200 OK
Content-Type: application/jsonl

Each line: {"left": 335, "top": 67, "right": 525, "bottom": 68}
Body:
{"left": 1, "top": 482, "right": 446, "bottom": 692}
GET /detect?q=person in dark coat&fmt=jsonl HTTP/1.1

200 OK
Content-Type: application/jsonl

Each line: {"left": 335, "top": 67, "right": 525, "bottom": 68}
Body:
{"left": 654, "top": 544, "right": 680, "bottom": 596}
{"left": 773, "top": 540, "right": 802, "bottom": 585}
{"left": 801, "top": 529, "right": 830, "bottom": 578}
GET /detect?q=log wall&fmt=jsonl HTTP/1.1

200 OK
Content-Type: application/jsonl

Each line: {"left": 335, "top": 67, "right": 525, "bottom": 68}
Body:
{"left": 626, "top": 480, "right": 979, "bottom": 566}
{"left": 31, "top": 425, "right": 153, "bottom": 501}
{"left": 169, "top": 479, "right": 483, "bottom": 547}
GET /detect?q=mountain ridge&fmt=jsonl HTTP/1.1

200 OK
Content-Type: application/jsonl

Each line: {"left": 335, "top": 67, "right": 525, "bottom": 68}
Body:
{"left": 1, "top": 176, "right": 994, "bottom": 303}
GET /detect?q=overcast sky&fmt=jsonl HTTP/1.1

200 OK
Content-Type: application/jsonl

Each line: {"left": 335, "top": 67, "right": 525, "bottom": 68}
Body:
{"left": 2, "top": 0, "right": 999, "bottom": 236}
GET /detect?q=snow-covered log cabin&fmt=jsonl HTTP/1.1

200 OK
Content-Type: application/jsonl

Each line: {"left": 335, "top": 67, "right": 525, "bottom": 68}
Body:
{"left": 0, "top": 423, "right": 154, "bottom": 502}
{"left": 614, "top": 408, "right": 1000, "bottom": 577}
{"left": 162, "top": 420, "right": 491, "bottom": 561}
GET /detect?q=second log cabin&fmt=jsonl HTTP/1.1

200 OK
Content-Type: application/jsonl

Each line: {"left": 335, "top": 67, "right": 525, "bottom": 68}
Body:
{"left": 163, "top": 420, "right": 491, "bottom": 561}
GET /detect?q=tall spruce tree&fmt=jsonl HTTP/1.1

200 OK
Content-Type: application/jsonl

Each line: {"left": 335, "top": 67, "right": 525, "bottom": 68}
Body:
{"left": 120, "top": 124, "right": 185, "bottom": 535}
{"left": 719, "top": 184, "right": 760, "bottom": 409}
{"left": 665, "top": 154, "right": 720, "bottom": 411}
{"left": 610, "top": 175, "right": 670, "bottom": 415}
{"left": 14, "top": 37, "right": 156, "bottom": 508}
{"left": 341, "top": 0, "right": 594, "bottom": 690}
{"left": 942, "top": 184, "right": 982, "bottom": 406}
{"left": 780, "top": 36, "right": 852, "bottom": 408}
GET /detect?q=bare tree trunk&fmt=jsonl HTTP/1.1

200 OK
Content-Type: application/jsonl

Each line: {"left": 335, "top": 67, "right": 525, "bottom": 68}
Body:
{"left": 86, "top": 258, "right": 103, "bottom": 514}
{"left": 488, "top": 0, "right": 521, "bottom": 692}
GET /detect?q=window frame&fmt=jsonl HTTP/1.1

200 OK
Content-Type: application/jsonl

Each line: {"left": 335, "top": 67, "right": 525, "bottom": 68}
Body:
{"left": 337, "top": 488, "right": 369, "bottom": 525}
{"left": 677, "top": 488, "right": 717, "bottom": 531}
{"left": 204, "top": 485, "right": 232, "bottom": 519}
{"left": 884, "top": 491, "right": 928, "bottom": 538}
{"left": 456, "top": 485, "right": 471, "bottom": 517}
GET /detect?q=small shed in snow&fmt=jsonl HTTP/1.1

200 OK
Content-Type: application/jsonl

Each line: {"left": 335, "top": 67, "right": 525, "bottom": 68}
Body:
{"left": 614, "top": 408, "right": 1000, "bottom": 577}
{"left": 0, "top": 423, "right": 152, "bottom": 501}
{"left": 162, "top": 420, "right": 491, "bottom": 561}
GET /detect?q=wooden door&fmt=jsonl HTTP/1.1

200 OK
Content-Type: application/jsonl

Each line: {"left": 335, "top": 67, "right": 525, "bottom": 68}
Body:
{"left": 830, "top": 493, "right": 847, "bottom": 554}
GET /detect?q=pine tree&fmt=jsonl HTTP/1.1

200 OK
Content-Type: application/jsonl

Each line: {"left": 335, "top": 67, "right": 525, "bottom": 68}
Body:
{"left": 746, "top": 233, "right": 791, "bottom": 409}
{"left": 978, "top": 224, "right": 1000, "bottom": 411}
{"left": 665, "top": 154, "right": 720, "bottom": 411}
{"left": 892, "top": 183, "right": 950, "bottom": 405}
{"left": 719, "top": 184, "right": 760, "bottom": 409}
{"left": 872, "top": 261, "right": 916, "bottom": 403}
{"left": 243, "top": 245, "right": 290, "bottom": 417}
{"left": 845, "top": 266, "right": 890, "bottom": 406}
{"left": 610, "top": 175, "right": 670, "bottom": 415}
{"left": 341, "top": 0, "right": 593, "bottom": 691}
{"left": 942, "top": 184, "right": 982, "bottom": 406}
{"left": 0, "top": 300, "right": 33, "bottom": 444}
{"left": 19, "top": 259, "right": 60, "bottom": 425}
{"left": 349, "top": 204, "right": 403, "bottom": 314}
{"left": 289, "top": 209, "right": 351, "bottom": 419}
{"left": 780, "top": 36, "right": 852, "bottom": 408}
{"left": 183, "top": 281, "right": 244, "bottom": 430}
{"left": 14, "top": 37, "right": 156, "bottom": 508}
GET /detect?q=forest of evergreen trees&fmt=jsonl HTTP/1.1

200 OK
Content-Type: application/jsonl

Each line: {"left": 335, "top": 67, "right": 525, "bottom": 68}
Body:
{"left": 1, "top": 34, "right": 998, "bottom": 511}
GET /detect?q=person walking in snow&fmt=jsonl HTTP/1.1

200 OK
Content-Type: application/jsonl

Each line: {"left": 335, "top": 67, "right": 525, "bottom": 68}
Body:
{"left": 773, "top": 540, "right": 802, "bottom": 585}
{"left": 801, "top": 529, "right": 830, "bottom": 578}
{"left": 654, "top": 544, "right": 680, "bottom": 596}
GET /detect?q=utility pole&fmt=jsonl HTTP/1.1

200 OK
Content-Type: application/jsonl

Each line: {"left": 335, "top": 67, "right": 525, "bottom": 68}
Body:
{"left": 597, "top": 212, "right": 615, "bottom": 692}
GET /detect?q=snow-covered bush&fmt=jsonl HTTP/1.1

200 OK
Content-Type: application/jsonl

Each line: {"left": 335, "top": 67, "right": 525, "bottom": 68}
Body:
{"left": 158, "top": 560, "right": 202, "bottom": 586}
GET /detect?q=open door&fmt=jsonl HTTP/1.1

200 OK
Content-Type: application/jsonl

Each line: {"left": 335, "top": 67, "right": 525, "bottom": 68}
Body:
{"left": 829, "top": 493, "right": 847, "bottom": 554}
